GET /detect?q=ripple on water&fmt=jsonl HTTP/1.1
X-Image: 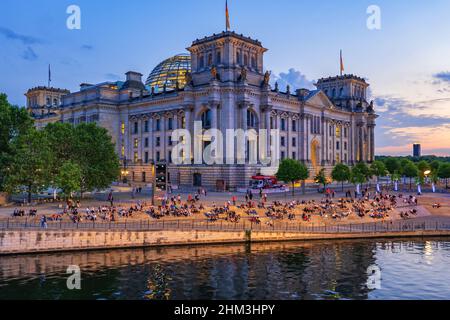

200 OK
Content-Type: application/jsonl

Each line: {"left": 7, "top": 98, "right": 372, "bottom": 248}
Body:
{"left": 0, "top": 239, "right": 450, "bottom": 300}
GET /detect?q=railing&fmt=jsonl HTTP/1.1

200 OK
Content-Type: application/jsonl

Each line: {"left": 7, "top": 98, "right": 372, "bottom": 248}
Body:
{"left": 1, "top": 217, "right": 450, "bottom": 234}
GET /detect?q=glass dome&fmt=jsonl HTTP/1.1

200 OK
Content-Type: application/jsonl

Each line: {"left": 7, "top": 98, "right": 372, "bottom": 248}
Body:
{"left": 145, "top": 54, "right": 191, "bottom": 93}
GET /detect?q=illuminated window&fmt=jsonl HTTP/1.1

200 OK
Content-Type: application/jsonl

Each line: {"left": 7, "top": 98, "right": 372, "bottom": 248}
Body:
{"left": 134, "top": 152, "right": 138, "bottom": 163}
{"left": 134, "top": 138, "right": 138, "bottom": 148}
{"left": 121, "top": 146, "right": 125, "bottom": 156}
{"left": 336, "top": 126, "right": 341, "bottom": 138}
{"left": 181, "top": 116, "right": 186, "bottom": 129}
{"left": 121, "top": 122, "right": 125, "bottom": 135}
{"left": 336, "top": 153, "right": 340, "bottom": 163}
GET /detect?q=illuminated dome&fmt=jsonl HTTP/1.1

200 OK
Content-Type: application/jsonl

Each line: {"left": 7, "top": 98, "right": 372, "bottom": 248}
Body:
{"left": 146, "top": 54, "right": 191, "bottom": 93}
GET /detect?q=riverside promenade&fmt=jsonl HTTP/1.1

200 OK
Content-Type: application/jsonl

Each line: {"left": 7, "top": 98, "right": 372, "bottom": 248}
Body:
{"left": 2, "top": 216, "right": 450, "bottom": 255}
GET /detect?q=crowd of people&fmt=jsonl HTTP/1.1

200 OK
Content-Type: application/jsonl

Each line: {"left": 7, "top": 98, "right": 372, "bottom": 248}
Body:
{"left": 7, "top": 187, "right": 428, "bottom": 229}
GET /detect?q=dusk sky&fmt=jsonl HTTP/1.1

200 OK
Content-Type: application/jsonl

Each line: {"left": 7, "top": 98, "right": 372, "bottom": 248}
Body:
{"left": 1, "top": 0, "right": 449, "bottom": 156}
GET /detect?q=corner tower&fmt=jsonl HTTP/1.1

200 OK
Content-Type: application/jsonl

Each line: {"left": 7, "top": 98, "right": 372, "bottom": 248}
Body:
{"left": 187, "top": 31, "right": 268, "bottom": 86}
{"left": 316, "top": 74, "right": 369, "bottom": 111}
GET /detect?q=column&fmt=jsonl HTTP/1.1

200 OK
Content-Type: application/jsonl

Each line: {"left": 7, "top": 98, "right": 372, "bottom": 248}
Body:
{"left": 210, "top": 103, "right": 219, "bottom": 130}
{"left": 149, "top": 117, "right": 154, "bottom": 161}
{"left": 370, "top": 126, "right": 375, "bottom": 162}
{"left": 321, "top": 117, "right": 325, "bottom": 165}
{"left": 287, "top": 115, "right": 292, "bottom": 158}
{"left": 184, "top": 105, "right": 193, "bottom": 162}
{"left": 161, "top": 114, "right": 166, "bottom": 161}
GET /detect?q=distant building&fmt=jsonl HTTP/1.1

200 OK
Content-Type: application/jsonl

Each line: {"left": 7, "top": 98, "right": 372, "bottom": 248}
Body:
{"left": 413, "top": 144, "right": 421, "bottom": 157}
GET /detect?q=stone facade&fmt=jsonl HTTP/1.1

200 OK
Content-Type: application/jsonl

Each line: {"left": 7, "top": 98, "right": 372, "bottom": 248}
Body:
{"left": 29, "top": 31, "right": 377, "bottom": 191}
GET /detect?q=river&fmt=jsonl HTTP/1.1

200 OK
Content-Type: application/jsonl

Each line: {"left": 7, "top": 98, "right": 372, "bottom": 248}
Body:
{"left": 0, "top": 238, "right": 449, "bottom": 300}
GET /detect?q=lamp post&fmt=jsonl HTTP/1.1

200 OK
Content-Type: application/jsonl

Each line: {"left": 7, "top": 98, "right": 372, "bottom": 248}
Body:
{"left": 150, "top": 160, "right": 156, "bottom": 206}
{"left": 121, "top": 157, "right": 129, "bottom": 184}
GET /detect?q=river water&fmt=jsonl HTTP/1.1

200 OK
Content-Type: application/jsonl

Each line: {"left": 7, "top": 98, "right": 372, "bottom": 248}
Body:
{"left": 0, "top": 238, "right": 449, "bottom": 300}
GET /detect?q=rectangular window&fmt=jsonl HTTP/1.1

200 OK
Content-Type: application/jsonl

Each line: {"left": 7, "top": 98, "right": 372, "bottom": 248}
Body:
{"left": 281, "top": 151, "right": 285, "bottom": 160}
{"left": 292, "top": 152, "right": 296, "bottom": 159}
{"left": 292, "top": 137, "right": 296, "bottom": 147}
{"left": 121, "top": 122, "right": 125, "bottom": 135}
{"left": 134, "top": 152, "right": 138, "bottom": 163}
{"left": 292, "top": 120, "right": 297, "bottom": 132}
{"left": 156, "top": 119, "right": 160, "bottom": 131}
{"left": 121, "top": 146, "right": 125, "bottom": 157}
{"left": 344, "top": 127, "right": 348, "bottom": 138}
{"left": 134, "top": 122, "right": 138, "bottom": 134}
{"left": 144, "top": 120, "right": 149, "bottom": 133}
{"left": 168, "top": 151, "right": 172, "bottom": 164}
{"left": 156, "top": 151, "right": 160, "bottom": 162}
{"left": 144, "top": 151, "right": 149, "bottom": 163}
{"left": 168, "top": 136, "right": 173, "bottom": 146}
{"left": 281, "top": 119, "right": 286, "bottom": 131}
{"left": 270, "top": 117, "right": 274, "bottom": 129}
{"left": 144, "top": 137, "right": 149, "bottom": 148}
{"left": 142, "top": 172, "right": 146, "bottom": 183}
{"left": 344, "top": 142, "right": 347, "bottom": 151}
{"left": 134, "top": 138, "right": 138, "bottom": 148}
{"left": 156, "top": 137, "right": 160, "bottom": 147}
{"left": 168, "top": 118, "right": 173, "bottom": 130}
{"left": 281, "top": 137, "right": 285, "bottom": 147}
{"left": 336, "top": 141, "right": 340, "bottom": 150}
{"left": 181, "top": 116, "right": 186, "bottom": 129}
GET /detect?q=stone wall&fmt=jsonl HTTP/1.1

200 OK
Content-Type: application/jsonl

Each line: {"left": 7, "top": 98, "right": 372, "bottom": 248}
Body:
{"left": 1, "top": 229, "right": 450, "bottom": 255}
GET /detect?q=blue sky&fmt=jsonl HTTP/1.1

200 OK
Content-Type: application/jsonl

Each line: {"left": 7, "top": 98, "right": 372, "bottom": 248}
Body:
{"left": 1, "top": 0, "right": 449, "bottom": 156}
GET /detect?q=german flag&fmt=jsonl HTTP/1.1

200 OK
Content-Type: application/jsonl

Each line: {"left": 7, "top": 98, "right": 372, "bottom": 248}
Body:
{"left": 226, "top": 0, "right": 231, "bottom": 31}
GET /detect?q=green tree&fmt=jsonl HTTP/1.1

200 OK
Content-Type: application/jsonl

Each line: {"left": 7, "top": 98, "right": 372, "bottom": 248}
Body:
{"left": 438, "top": 163, "right": 450, "bottom": 189}
{"left": 73, "top": 123, "right": 120, "bottom": 196}
{"left": 314, "top": 168, "right": 328, "bottom": 191}
{"left": 276, "top": 159, "right": 309, "bottom": 195}
{"left": 417, "top": 160, "right": 430, "bottom": 177}
{"left": 55, "top": 161, "right": 82, "bottom": 199}
{"left": 403, "top": 161, "right": 419, "bottom": 191}
{"left": 4, "top": 129, "right": 52, "bottom": 203}
{"left": 0, "top": 94, "right": 34, "bottom": 191}
{"left": 351, "top": 162, "right": 370, "bottom": 193}
{"left": 331, "top": 163, "right": 351, "bottom": 191}
{"left": 430, "top": 160, "right": 441, "bottom": 175}
{"left": 43, "top": 122, "right": 76, "bottom": 182}
{"left": 371, "top": 160, "right": 387, "bottom": 191}
{"left": 384, "top": 157, "right": 401, "bottom": 175}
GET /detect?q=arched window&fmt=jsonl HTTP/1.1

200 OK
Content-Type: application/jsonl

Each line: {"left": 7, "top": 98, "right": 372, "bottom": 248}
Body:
{"left": 339, "top": 88, "right": 344, "bottom": 97}
{"left": 53, "top": 98, "right": 58, "bottom": 106}
{"left": 201, "top": 109, "right": 212, "bottom": 129}
{"left": 207, "top": 54, "right": 213, "bottom": 66}
{"left": 247, "top": 110, "right": 258, "bottom": 128}
{"left": 251, "top": 55, "right": 257, "bottom": 69}
{"left": 216, "top": 51, "right": 221, "bottom": 64}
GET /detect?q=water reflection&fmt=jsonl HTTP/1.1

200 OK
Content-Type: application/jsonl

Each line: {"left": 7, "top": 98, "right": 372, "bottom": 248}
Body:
{"left": 0, "top": 239, "right": 449, "bottom": 300}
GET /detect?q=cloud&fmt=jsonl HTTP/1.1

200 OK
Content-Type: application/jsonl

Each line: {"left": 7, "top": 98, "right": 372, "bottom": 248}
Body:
{"left": 270, "top": 68, "right": 315, "bottom": 91}
{"left": 81, "top": 44, "right": 93, "bottom": 50}
{"left": 433, "top": 71, "right": 450, "bottom": 83}
{"left": 0, "top": 26, "right": 43, "bottom": 45}
{"left": 374, "top": 95, "right": 450, "bottom": 156}
{"left": 21, "top": 46, "right": 38, "bottom": 61}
